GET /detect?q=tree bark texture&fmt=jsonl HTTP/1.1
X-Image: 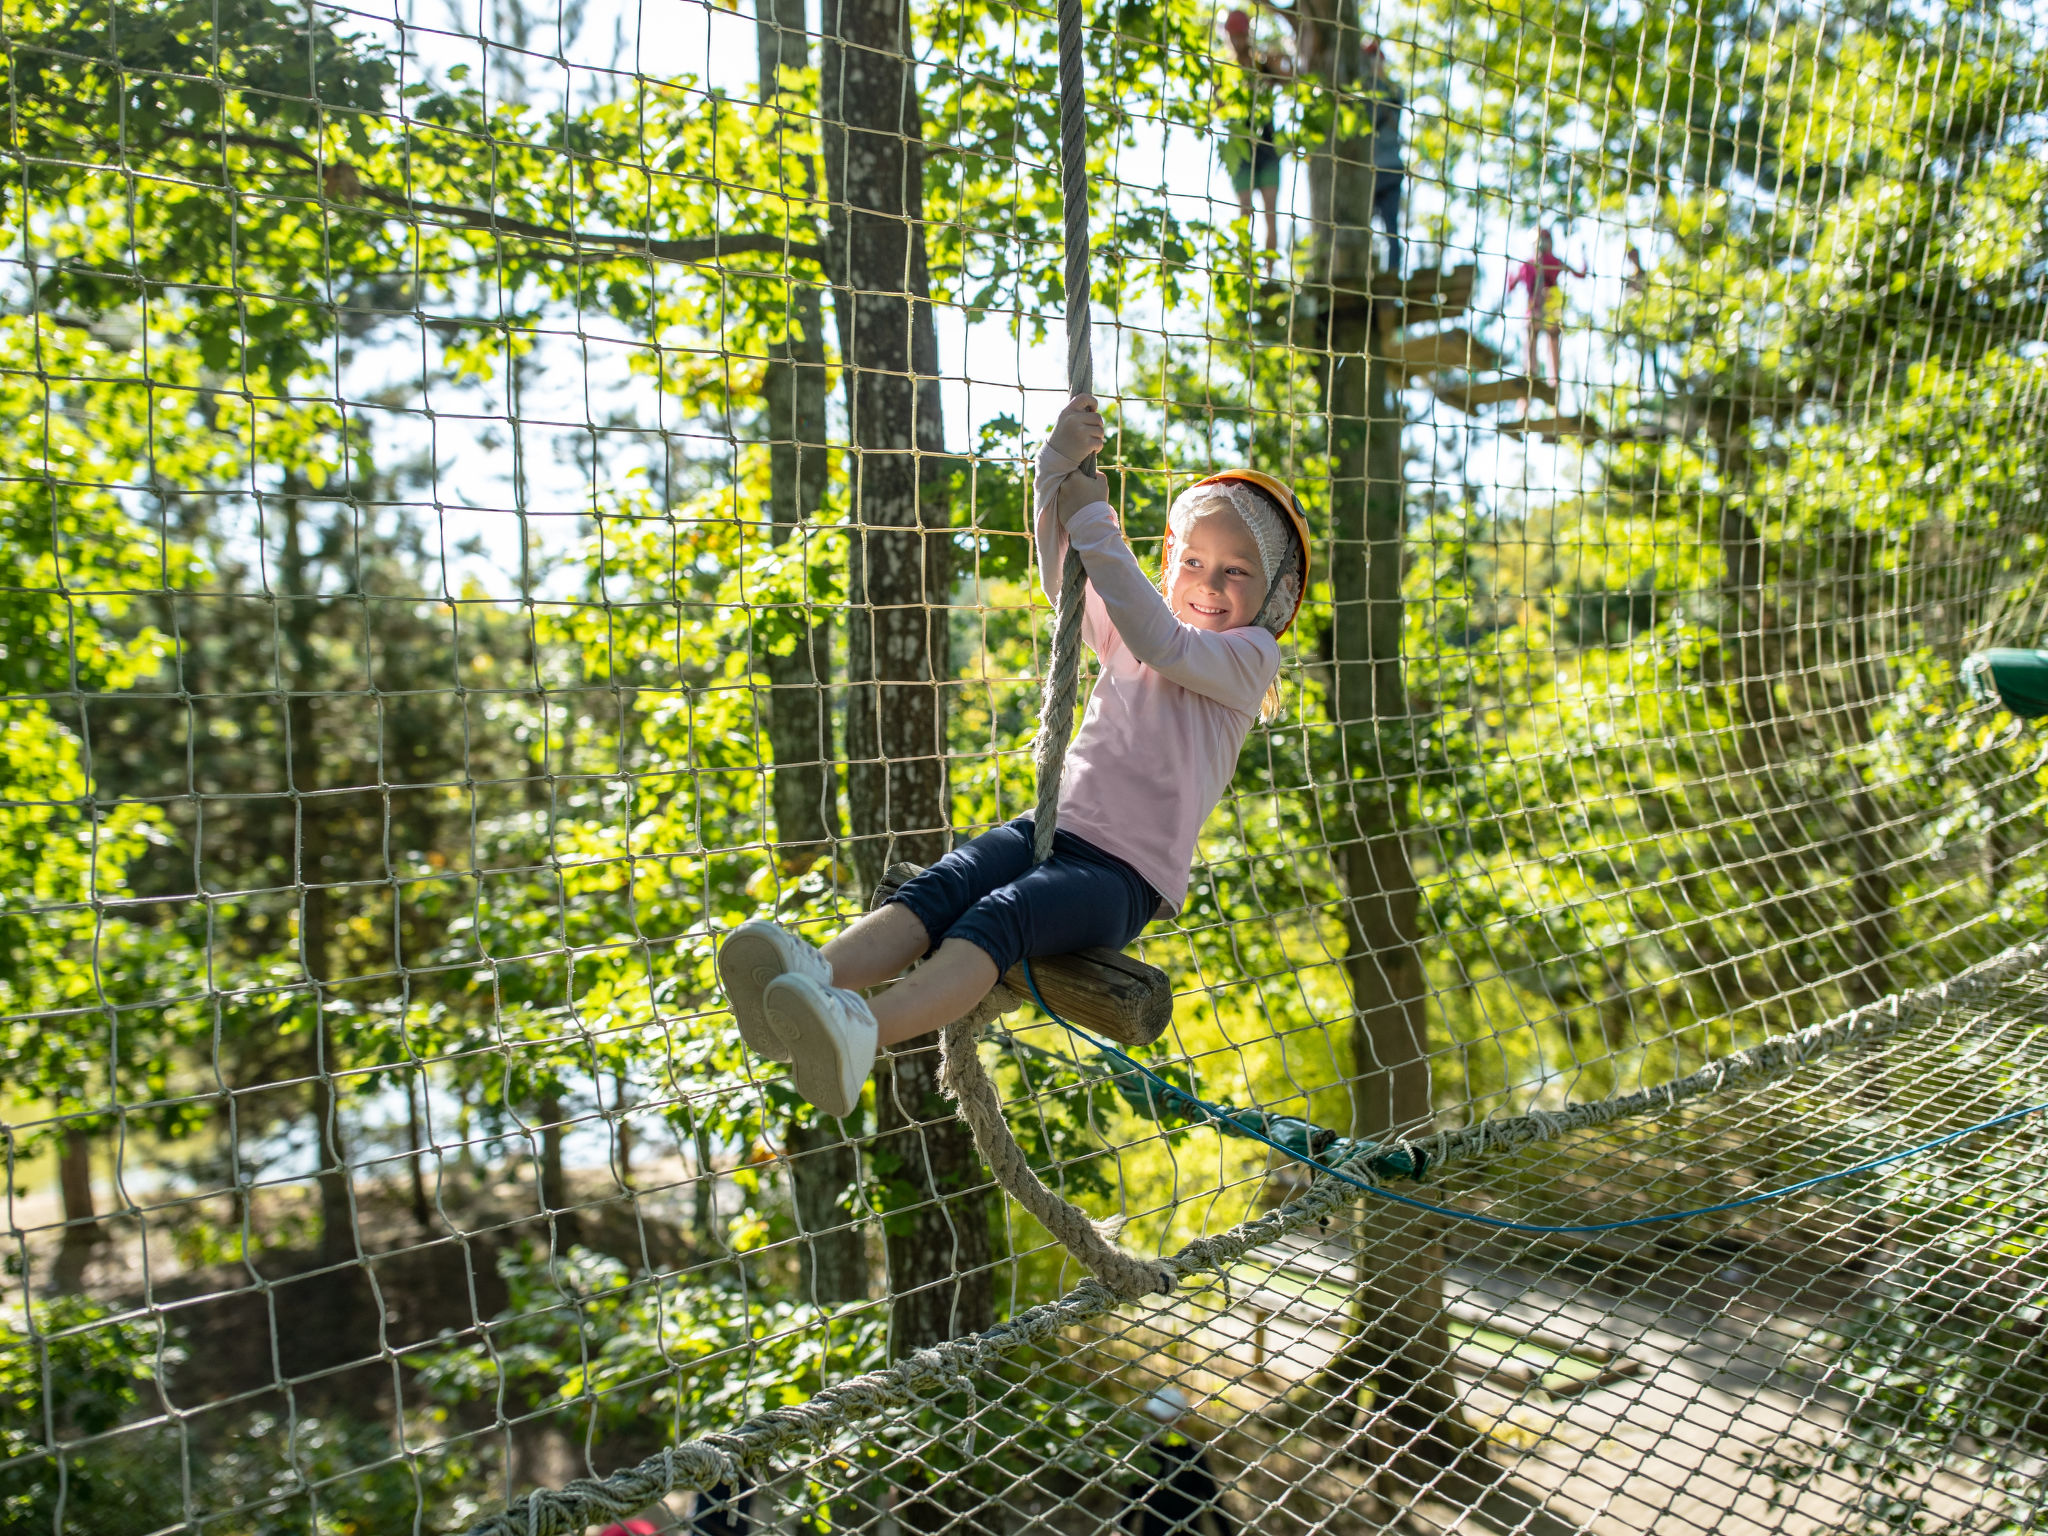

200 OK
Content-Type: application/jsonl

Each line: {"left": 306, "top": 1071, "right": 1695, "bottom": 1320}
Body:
{"left": 1834, "top": 529, "right": 1895, "bottom": 1011}
{"left": 869, "top": 1041, "right": 993, "bottom": 1348}
{"left": 819, "top": 0, "right": 989, "bottom": 1365}
{"left": 1717, "top": 488, "right": 1794, "bottom": 769}
{"left": 820, "top": 0, "right": 953, "bottom": 894}
{"left": 758, "top": 0, "right": 870, "bottom": 1312}
{"left": 537, "top": 1087, "right": 573, "bottom": 1235}
{"left": 405, "top": 1074, "right": 432, "bottom": 1230}
{"left": 786, "top": 1118, "right": 869, "bottom": 1307}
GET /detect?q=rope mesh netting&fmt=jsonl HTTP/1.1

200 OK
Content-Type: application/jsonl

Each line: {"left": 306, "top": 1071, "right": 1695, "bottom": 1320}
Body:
{"left": 6, "top": 0, "right": 2048, "bottom": 1532}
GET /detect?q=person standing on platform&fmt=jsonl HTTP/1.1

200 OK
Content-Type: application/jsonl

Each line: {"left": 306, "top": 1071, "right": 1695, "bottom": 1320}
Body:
{"left": 1508, "top": 227, "right": 1585, "bottom": 396}
{"left": 1361, "top": 38, "right": 1405, "bottom": 278}
{"left": 1222, "top": 9, "right": 1290, "bottom": 271}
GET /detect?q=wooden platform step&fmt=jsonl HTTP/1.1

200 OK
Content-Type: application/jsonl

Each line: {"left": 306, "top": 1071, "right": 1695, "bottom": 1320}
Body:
{"left": 1495, "top": 413, "right": 1605, "bottom": 442}
{"left": 1433, "top": 376, "right": 1559, "bottom": 413}
{"left": 1383, "top": 326, "right": 1501, "bottom": 377}
{"left": 873, "top": 862, "right": 1174, "bottom": 1048}
{"left": 1372, "top": 263, "right": 1477, "bottom": 301}
{"left": 1373, "top": 264, "right": 1479, "bottom": 326}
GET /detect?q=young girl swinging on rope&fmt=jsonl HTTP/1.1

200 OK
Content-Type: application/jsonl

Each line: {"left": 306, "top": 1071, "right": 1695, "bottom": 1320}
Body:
{"left": 718, "top": 396, "right": 1310, "bottom": 1117}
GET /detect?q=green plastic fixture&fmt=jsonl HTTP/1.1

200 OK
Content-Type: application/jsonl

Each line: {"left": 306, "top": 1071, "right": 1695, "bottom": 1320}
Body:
{"left": 1963, "top": 649, "right": 2048, "bottom": 720}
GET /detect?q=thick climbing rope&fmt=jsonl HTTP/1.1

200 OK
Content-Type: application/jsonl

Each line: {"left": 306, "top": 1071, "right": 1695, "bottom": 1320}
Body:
{"left": 463, "top": 935, "right": 2048, "bottom": 1536}
{"left": 937, "top": 0, "right": 1177, "bottom": 1299}
{"left": 1027, "top": 0, "right": 1095, "bottom": 864}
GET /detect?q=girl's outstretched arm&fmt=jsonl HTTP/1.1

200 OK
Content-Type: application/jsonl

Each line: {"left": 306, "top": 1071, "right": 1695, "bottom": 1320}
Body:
{"left": 1033, "top": 396, "right": 1278, "bottom": 714}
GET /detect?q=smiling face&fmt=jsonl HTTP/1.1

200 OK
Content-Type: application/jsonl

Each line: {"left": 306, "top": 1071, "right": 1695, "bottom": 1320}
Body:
{"left": 1164, "top": 510, "right": 1266, "bottom": 632}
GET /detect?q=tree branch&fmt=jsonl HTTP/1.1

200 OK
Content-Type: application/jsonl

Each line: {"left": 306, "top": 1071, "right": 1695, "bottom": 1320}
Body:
{"left": 177, "top": 128, "right": 825, "bottom": 266}
{"left": 354, "top": 182, "right": 823, "bottom": 264}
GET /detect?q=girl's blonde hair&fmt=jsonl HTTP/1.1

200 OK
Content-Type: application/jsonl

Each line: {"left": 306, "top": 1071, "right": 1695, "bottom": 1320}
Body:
{"left": 1157, "top": 480, "right": 1303, "bottom": 722}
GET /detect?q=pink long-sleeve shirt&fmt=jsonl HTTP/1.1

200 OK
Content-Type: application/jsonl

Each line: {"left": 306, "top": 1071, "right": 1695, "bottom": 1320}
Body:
{"left": 1034, "top": 445, "right": 1282, "bottom": 913}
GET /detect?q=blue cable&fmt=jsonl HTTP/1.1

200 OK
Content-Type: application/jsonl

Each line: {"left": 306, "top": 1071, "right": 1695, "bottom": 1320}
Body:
{"left": 1016, "top": 961, "right": 2048, "bottom": 1236}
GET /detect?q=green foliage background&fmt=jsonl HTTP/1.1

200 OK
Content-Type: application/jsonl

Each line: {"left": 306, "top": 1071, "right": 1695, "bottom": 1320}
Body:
{"left": 2, "top": 0, "right": 2046, "bottom": 1527}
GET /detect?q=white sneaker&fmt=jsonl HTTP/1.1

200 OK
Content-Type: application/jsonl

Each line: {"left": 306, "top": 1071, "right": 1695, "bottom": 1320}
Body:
{"left": 719, "top": 919, "right": 834, "bottom": 1062}
{"left": 761, "top": 973, "right": 878, "bottom": 1118}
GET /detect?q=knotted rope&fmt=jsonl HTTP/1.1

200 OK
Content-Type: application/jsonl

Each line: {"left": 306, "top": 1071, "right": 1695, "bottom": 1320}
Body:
{"left": 939, "top": 1006, "right": 1174, "bottom": 1296}
{"left": 933, "top": 0, "right": 1174, "bottom": 1299}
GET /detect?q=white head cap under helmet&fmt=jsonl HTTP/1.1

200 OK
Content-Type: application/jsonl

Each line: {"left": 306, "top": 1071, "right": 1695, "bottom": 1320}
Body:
{"left": 1165, "top": 480, "right": 1303, "bottom": 634}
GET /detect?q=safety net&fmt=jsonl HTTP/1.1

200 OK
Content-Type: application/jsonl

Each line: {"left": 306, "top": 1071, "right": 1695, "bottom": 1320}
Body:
{"left": 4, "top": 0, "right": 2048, "bottom": 1532}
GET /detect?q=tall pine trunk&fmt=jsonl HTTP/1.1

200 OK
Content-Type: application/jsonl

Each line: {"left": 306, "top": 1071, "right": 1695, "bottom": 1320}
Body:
{"left": 820, "top": 31, "right": 994, "bottom": 1528}
{"left": 757, "top": 0, "right": 868, "bottom": 1310}
{"left": 819, "top": 0, "right": 990, "bottom": 1367}
{"left": 820, "top": 0, "right": 953, "bottom": 896}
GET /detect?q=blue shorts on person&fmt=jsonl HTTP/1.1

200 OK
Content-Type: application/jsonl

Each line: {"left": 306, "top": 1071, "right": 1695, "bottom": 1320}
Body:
{"left": 887, "top": 816, "right": 1162, "bottom": 978}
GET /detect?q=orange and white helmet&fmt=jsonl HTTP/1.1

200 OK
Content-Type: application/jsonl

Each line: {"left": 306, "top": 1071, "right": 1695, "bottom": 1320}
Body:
{"left": 1166, "top": 468, "right": 1312, "bottom": 636}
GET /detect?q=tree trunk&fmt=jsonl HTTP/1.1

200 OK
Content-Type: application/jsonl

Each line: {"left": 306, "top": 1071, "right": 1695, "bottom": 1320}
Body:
{"left": 820, "top": 0, "right": 953, "bottom": 894}
{"left": 1292, "top": 0, "right": 1377, "bottom": 301}
{"left": 820, "top": 0, "right": 988, "bottom": 1363}
{"left": 611, "top": 1071, "right": 634, "bottom": 1188}
{"left": 1718, "top": 490, "right": 1793, "bottom": 769}
{"left": 871, "top": 1042, "right": 993, "bottom": 1533}
{"left": 869, "top": 1042, "right": 992, "bottom": 1345}
{"left": 1291, "top": 0, "right": 1469, "bottom": 1470}
{"left": 1329, "top": 332, "right": 1473, "bottom": 1478}
{"left": 306, "top": 922, "right": 353, "bottom": 1266}
{"left": 538, "top": 1087, "right": 570, "bottom": 1230}
{"left": 759, "top": 0, "right": 870, "bottom": 1310}
{"left": 757, "top": 0, "right": 839, "bottom": 876}
{"left": 51, "top": 1130, "right": 101, "bottom": 1293}
{"left": 282, "top": 491, "right": 355, "bottom": 1267}
{"left": 405, "top": 1073, "right": 433, "bottom": 1230}
{"left": 787, "top": 1118, "right": 868, "bottom": 1306}
{"left": 1835, "top": 529, "right": 1894, "bottom": 1011}
{"left": 1982, "top": 780, "right": 2011, "bottom": 901}
{"left": 692, "top": 1127, "right": 718, "bottom": 1253}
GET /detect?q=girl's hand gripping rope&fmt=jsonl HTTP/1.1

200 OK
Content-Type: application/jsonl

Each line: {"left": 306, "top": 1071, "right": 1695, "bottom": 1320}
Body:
{"left": 1042, "top": 393, "right": 1104, "bottom": 472}
{"left": 1045, "top": 395, "right": 1111, "bottom": 526}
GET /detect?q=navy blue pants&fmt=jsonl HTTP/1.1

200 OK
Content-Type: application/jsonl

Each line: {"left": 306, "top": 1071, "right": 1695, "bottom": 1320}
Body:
{"left": 888, "top": 817, "right": 1161, "bottom": 977}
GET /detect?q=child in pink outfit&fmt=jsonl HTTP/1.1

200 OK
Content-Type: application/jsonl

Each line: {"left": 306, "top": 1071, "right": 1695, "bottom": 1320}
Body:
{"left": 1508, "top": 227, "right": 1586, "bottom": 390}
{"left": 717, "top": 397, "right": 1309, "bottom": 1117}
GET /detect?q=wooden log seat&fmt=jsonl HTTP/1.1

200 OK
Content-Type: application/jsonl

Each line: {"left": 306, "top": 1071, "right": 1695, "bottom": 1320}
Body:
{"left": 872, "top": 861, "right": 1174, "bottom": 1048}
